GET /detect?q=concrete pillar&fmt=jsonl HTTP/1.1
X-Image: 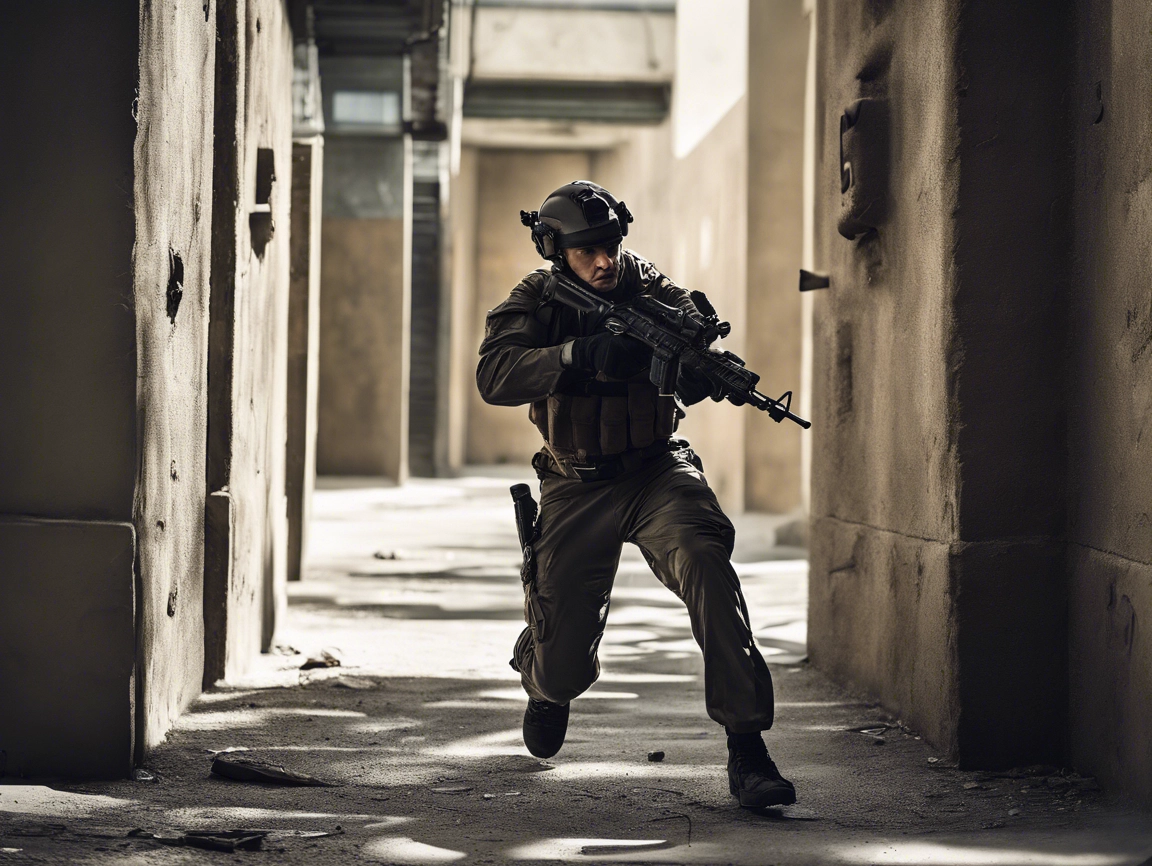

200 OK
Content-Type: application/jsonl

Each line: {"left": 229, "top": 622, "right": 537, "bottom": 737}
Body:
{"left": 808, "top": 0, "right": 1070, "bottom": 768}
{"left": 1, "top": 0, "right": 215, "bottom": 771}
{"left": 204, "top": 0, "right": 295, "bottom": 681}
{"left": 446, "top": 146, "right": 480, "bottom": 472}
{"left": 1066, "top": 0, "right": 1152, "bottom": 804}
{"left": 286, "top": 137, "right": 324, "bottom": 582}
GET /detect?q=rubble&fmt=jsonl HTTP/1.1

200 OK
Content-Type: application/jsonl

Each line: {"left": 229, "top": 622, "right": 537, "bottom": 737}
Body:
{"left": 210, "top": 755, "right": 335, "bottom": 787}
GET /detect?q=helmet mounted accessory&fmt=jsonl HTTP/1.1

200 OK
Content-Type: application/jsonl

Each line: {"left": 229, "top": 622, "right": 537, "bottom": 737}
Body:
{"left": 521, "top": 181, "right": 635, "bottom": 262}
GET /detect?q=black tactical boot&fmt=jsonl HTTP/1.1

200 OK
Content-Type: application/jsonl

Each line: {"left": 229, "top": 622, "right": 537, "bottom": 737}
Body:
{"left": 523, "top": 698, "right": 570, "bottom": 759}
{"left": 726, "top": 730, "right": 796, "bottom": 808}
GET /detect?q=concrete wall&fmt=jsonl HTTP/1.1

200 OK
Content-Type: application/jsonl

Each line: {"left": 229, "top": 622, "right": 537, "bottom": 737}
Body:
{"left": 808, "top": 0, "right": 1070, "bottom": 767}
{"left": 744, "top": 0, "right": 808, "bottom": 514}
{"left": 595, "top": 110, "right": 750, "bottom": 511}
{"left": 205, "top": 0, "right": 294, "bottom": 682}
{"left": 318, "top": 216, "right": 409, "bottom": 478}
{"left": 1067, "top": 0, "right": 1152, "bottom": 803}
{"left": 287, "top": 137, "right": 324, "bottom": 581}
{"left": 465, "top": 149, "right": 594, "bottom": 466}
{"left": 316, "top": 136, "right": 410, "bottom": 480}
{"left": 0, "top": 0, "right": 216, "bottom": 772}
{"left": 133, "top": 0, "right": 219, "bottom": 751}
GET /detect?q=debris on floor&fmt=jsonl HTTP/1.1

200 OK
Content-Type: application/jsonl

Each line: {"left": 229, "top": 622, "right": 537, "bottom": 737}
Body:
{"left": 647, "top": 750, "right": 665, "bottom": 762}
{"left": 129, "top": 828, "right": 267, "bottom": 852}
{"left": 210, "top": 755, "right": 335, "bottom": 787}
{"left": 132, "top": 768, "right": 158, "bottom": 782}
{"left": 431, "top": 784, "right": 474, "bottom": 794}
{"left": 300, "top": 648, "right": 342, "bottom": 670}
{"left": 332, "top": 675, "right": 375, "bottom": 689}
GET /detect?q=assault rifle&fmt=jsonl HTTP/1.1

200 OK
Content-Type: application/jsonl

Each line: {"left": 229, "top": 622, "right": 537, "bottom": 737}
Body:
{"left": 542, "top": 267, "right": 811, "bottom": 429}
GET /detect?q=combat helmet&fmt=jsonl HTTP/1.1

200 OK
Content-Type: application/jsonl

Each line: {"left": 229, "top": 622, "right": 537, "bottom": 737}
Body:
{"left": 520, "top": 181, "right": 634, "bottom": 261}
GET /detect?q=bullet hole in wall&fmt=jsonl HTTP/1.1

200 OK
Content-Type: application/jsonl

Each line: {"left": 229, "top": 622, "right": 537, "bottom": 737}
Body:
{"left": 255, "top": 148, "right": 275, "bottom": 205}
{"left": 167, "top": 250, "right": 184, "bottom": 324}
{"left": 167, "top": 584, "right": 179, "bottom": 617}
{"left": 250, "top": 148, "right": 276, "bottom": 258}
{"left": 170, "top": 460, "right": 179, "bottom": 481}
{"left": 156, "top": 520, "right": 165, "bottom": 531}
{"left": 256, "top": 18, "right": 262, "bottom": 34}
{"left": 203, "top": 3, "right": 209, "bottom": 22}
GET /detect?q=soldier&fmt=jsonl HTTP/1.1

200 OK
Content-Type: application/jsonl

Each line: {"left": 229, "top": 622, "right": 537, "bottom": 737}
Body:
{"left": 476, "top": 181, "right": 796, "bottom": 809}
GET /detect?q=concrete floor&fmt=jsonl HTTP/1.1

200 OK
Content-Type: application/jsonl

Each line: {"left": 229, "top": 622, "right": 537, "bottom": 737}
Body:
{"left": 3, "top": 472, "right": 1152, "bottom": 865}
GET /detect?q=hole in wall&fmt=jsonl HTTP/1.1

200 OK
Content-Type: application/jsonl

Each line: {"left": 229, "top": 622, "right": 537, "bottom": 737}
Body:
{"left": 251, "top": 148, "right": 276, "bottom": 258}
{"left": 250, "top": 213, "right": 274, "bottom": 259}
{"left": 255, "top": 148, "right": 275, "bottom": 205}
{"left": 167, "top": 250, "right": 184, "bottom": 324}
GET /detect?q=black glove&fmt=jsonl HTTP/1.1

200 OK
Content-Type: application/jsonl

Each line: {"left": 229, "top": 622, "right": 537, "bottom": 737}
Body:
{"left": 676, "top": 365, "right": 714, "bottom": 406}
{"left": 571, "top": 333, "right": 652, "bottom": 380}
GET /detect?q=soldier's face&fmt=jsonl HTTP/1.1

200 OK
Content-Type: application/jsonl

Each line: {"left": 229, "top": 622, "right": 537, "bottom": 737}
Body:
{"left": 565, "top": 242, "right": 622, "bottom": 292}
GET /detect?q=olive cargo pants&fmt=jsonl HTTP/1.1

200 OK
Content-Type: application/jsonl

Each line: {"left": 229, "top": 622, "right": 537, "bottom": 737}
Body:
{"left": 512, "top": 453, "right": 775, "bottom": 733}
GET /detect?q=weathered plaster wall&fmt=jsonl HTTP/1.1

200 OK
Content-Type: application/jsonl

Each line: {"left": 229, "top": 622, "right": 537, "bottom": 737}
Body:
{"left": 808, "top": 0, "right": 1071, "bottom": 766}
{"left": 808, "top": 0, "right": 967, "bottom": 754}
{"left": 0, "top": 520, "right": 135, "bottom": 778}
{"left": 447, "top": 146, "right": 480, "bottom": 472}
{"left": 133, "top": 0, "right": 218, "bottom": 752}
{"left": 0, "top": 3, "right": 138, "bottom": 522}
{"left": 744, "top": 0, "right": 808, "bottom": 514}
{"left": 316, "top": 135, "right": 410, "bottom": 480}
{"left": 287, "top": 137, "right": 324, "bottom": 581}
{"left": 205, "top": 0, "right": 294, "bottom": 682}
{"left": 1067, "top": 0, "right": 1152, "bottom": 803}
{"left": 0, "top": 2, "right": 137, "bottom": 778}
{"left": 595, "top": 105, "right": 750, "bottom": 513}
{"left": 318, "top": 217, "right": 409, "bottom": 478}
{"left": 465, "top": 149, "right": 593, "bottom": 466}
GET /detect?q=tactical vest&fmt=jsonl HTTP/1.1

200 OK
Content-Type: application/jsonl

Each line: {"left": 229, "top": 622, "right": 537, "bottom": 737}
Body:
{"left": 529, "top": 380, "right": 677, "bottom": 461}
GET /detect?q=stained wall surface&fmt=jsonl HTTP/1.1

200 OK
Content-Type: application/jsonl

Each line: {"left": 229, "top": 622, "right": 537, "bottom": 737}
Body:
{"left": 595, "top": 108, "right": 750, "bottom": 512}
{"left": 316, "top": 137, "right": 410, "bottom": 480}
{"left": 808, "top": 0, "right": 967, "bottom": 754}
{"left": 808, "top": 0, "right": 1071, "bottom": 767}
{"left": 743, "top": 0, "right": 808, "bottom": 514}
{"left": 0, "top": 1, "right": 138, "bottom": 777}
{"left": 132, "top": 0, "right": 218, "bottom": 751}
{"left": 287, "top": 137, "right": 324, "bottom": 581}
{"left": 205, "top": 0, "right": 295, "bottom": 682}
{"left": 465, "top": 149, "right": 593, "bottom": 466}
{"left": 1067, "top": 0, "right": 1152, "bottom": 803}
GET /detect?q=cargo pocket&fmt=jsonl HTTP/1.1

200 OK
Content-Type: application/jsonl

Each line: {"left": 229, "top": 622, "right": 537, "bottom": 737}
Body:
{"left": 547, "top": 394, "right": 574, "bottom": 450}
{"left": 628, "top": 383, "right": 657, "bottom": 448}
{"left": 524, "top": 583, "right": 547, "bottom": 643}
{"left": 600, "top": 395, "right": 629, "bottom": 454}
{"left": 570, "top": 396, "right": 601, "bottom": 456}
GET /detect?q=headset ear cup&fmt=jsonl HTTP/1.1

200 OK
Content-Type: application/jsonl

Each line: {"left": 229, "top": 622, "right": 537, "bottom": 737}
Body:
{"left": 614, "top": 201, "right": 634, "bottom": 237}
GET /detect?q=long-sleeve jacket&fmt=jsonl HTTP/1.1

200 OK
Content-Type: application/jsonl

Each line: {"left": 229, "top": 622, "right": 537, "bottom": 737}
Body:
{"left": 477, "top": 250, "right": 703, "bottom": 464}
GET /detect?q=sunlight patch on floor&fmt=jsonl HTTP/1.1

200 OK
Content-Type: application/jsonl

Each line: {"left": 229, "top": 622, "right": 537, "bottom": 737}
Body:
{"left": 0, "top": 786, "right": 133, "bottom": 818}
{"left": 832, "top": 842, "right": 1139, "bottom": 866}
{"left": 363, "top": 836, "right": 467, "bottom": 863}
{"left": 509, "top": 838, "right": 671, "bottom": 859}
